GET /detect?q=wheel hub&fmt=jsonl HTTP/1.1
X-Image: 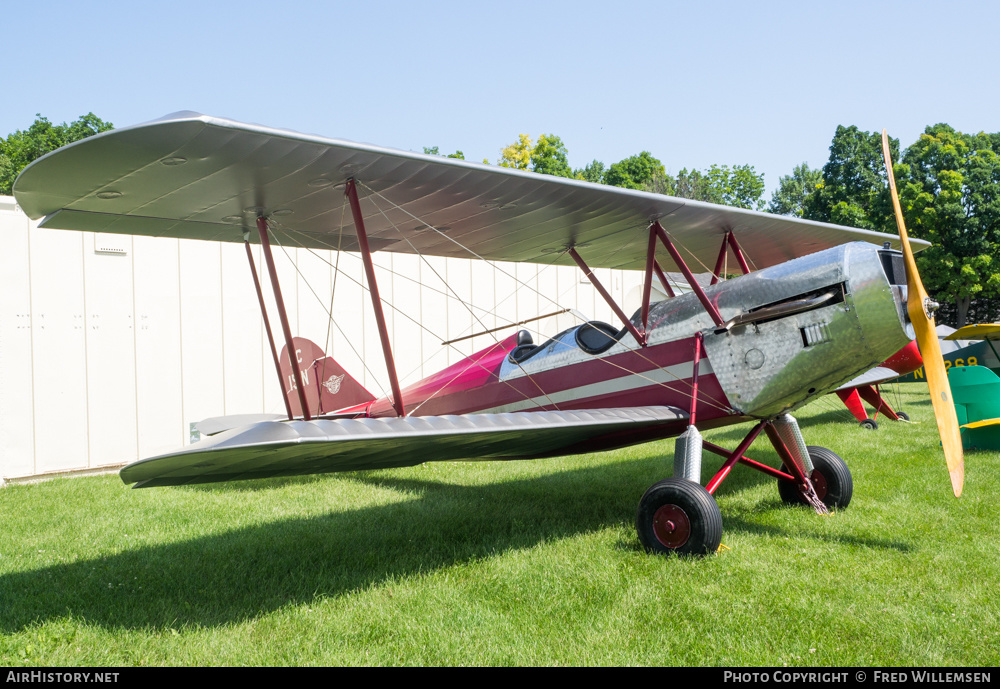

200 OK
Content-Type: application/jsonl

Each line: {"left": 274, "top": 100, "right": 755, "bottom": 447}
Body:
{"left": 652, "top": 504, "right": 691, "bottom": 548}
{"left": 810, "top": 469, "right": 828, "bottom": 500}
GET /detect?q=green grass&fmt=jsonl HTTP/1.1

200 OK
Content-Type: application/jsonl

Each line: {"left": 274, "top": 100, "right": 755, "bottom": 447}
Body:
{"left": 1, "top": 387, "right": 997, "bottom": 666}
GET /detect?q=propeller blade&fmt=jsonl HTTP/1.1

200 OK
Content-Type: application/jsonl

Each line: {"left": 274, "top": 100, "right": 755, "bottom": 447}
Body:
{"left": 881, "top": 130, "right": 964, "bottom": 497}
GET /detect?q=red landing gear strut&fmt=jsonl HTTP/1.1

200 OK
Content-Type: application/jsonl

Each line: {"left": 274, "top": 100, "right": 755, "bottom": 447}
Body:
{"left": 636, "top": 416, "right": 853, "bottom": 556}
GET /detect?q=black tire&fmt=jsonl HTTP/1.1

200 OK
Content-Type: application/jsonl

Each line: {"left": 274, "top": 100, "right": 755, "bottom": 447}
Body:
{"left": 777, "top": 446, "right": 853, "bottom": 509}
{"left": 896, "top": 411, "right": 910, "bottom": 421}
{"left": 636, "top": 478, "right": 722, "bottom": 556}
{"left": 859, "top": 418, "right": 878, "bottom": 430}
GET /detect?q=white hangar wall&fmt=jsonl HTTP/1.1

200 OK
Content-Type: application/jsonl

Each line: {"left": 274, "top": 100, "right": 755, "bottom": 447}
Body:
{"left": 0, "top": 196, "right": 648, "bottom": 483}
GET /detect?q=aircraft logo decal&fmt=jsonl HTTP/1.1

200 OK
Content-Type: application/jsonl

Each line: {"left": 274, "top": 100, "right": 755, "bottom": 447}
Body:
{"left": 323, "top": 374, "right": 345, "bottom": 395}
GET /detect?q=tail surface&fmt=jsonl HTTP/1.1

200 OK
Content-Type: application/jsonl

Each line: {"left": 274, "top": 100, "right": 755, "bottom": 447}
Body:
{"left": 279, "top": 337, "right": 375, "bottom": 416}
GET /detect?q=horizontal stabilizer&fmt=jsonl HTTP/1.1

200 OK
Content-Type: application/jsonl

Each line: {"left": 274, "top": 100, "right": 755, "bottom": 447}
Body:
{"left": 195, "top": 414, "right": 289, "bottom": 436}
{"left": 121, "top": 406, "right": 688, "bottom": 488}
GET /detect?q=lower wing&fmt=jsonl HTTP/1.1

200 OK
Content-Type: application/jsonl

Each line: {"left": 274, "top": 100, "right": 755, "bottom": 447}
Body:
{"left": 121, "top": 407, "right": 689, "bottom": 488}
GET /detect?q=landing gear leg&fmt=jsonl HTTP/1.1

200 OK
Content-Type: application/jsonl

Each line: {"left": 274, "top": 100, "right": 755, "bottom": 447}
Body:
{"left": 765, "top": 415, "right": 830, "bottom": 514}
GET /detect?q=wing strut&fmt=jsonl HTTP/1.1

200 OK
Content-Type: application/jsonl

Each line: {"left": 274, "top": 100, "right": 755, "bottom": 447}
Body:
{"left": 728, "top": 231, "right": 751, "bottom": 275}
{"left": 710, "top": 231, "right": 731, "bottom": 286}
{"left": 346, "top": 179, "right": 405, "bottom": 417}
{"left": 568, "top": 247, "right": 647, "bottom": 346}
{"left": 709, "top": 231, "right": 753, "bottom": 285}
{"left": 257, "top": 217, "right": 312, "bottom": 420}
{"left": 243, "top": 233, "right": 294, "bottom": 420}
{"left": 640, "top": 239, "right": 678, "bottom": 331}
{"left": 653, "top": 262, "right": 676, "bottom": 298}
{"left": 651, "top": 221, "right": 725, "bottom": 327}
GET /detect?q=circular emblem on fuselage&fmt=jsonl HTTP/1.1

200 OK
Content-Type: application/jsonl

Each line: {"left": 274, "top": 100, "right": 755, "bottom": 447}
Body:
{"left": 745, "top": 348, "right": 765, "bottom": 369}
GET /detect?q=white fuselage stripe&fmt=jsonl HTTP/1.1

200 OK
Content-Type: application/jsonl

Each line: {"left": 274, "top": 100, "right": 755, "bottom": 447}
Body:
{"left": 478, "top": 359, "right": 714, "bottom": 413}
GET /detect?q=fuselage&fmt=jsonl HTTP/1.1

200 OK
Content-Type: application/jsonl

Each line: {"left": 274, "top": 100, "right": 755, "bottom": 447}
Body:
{"left": 358, "top": 242, "right": 912, "bottom": 429}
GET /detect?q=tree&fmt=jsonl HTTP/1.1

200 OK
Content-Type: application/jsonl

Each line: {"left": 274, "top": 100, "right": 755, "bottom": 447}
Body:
{"left": 672, "top": 168, "right": 709, "bottom": 200}
{"left": 669, "top": 164, "right": 765, "bottom": 210}
{"left": 1, "top": 113, "right": 114, "bottom": 195}
{"left": 803, "top": 125, "right": 898, "bottom": 233}
{"left": 498, "top": 134, "right": 533, "bottom": 170}
{"left": 574, "top": 159, "right": 605, "bottom": 184}
{"left": 769, "top": 162, "right": 822, "bottom": 217}
{"left": 641, "top": 168, "right": 675, "bottom": 196}
{"left": 898, "top": 124, "right": 1000, "bottom": 326}
{"left": 604, "top": 151, "right": 665, "bottom": 190}
{"left": 530, "top": 134, "right": 572, "bottom": 178}
{"left": 705, "top": 164, "right": 765, "bottom": 210}
{"left": 423, "top": 146, "right": 465, "bottom": 160}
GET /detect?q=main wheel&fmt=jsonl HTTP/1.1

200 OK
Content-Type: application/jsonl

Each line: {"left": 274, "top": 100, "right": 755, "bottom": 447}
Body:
{"left": 859, "top": 418, "right": 878, "bottom": 430}
{"left": 777, "top": 446, "right": 853, "bottom": 509}
{"left": 636, "top": 478, "right": 722, "bottom": 556}
{"left": 896, "top": 411, "right": 910, "bottom": 421}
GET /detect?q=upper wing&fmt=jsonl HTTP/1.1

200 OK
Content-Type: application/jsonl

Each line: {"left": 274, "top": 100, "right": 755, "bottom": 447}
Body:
{"left": 120, "top": 406, "right": 689, "bottom": 488}
{"left": 14, "top": 112, "right": 928, "bottom": 272}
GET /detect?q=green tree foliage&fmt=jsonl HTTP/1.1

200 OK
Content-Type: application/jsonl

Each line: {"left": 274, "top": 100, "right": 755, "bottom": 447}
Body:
{"left": 798, "top": 122, "right": 1000, "bottom": 327}
{"left": 706, "top": 164, "right": 765, "bottom": 210}
{"left": 641, "top": 168, "right": 675, "bottom": 196}
{"left": 530, "top": 134, "right": 573, "bottom": 178}
{"left": 423, "top": 146, "right": 465, "bottom": 160}
{"left": 667, "top": 164, "right": 765, "bottom": 210}
{"left": 803, "top": 125, "right": 898, "bottom": 232}
{"left": 672, "top": 168, "right": 708, "bottom": 200}
{"left": 898, "top": 124, "right": 1000, "bottom": 326}
{"left": 1, "top": 113, "right": 113, "bottom": 195}
{"left": 604, "top": 151, "right": 665, "bottom": 190}
{"left": 574, "top": 160, "right": 605, "bottom": 184}
{"left": 769, "top": 162, "right": 822, "bottom": 217}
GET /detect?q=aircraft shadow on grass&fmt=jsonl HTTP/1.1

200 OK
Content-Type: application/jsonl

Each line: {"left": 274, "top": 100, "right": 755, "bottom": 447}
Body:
{"left": 0, "top": 452, "right": 912, "bottom": 634}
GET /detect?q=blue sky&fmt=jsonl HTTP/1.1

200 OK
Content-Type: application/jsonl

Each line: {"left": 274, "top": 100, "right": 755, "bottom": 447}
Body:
{"left": 5, "top": 0, "right": 998, "bottom": 196}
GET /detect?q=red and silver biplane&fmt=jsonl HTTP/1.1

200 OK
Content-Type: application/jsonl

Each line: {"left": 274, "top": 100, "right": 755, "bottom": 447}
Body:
{"left": 833, "top": 340, "right": 922, "bottom": 429}
{"left": 12, "top": 114, "right": 964, "bottom": 555}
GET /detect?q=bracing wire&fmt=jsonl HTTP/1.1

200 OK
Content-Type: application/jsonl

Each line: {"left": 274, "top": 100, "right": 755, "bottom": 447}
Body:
{"left": 266, "top": 222, "right": 569, "bottom": 415}
{"left": 316, "top": 201, "right": 347, "bottom": 400}
{"left": 355, "top": 185, "right": 734, "bottom": 413}
{"left": 267, "top": 224, "right": 392, "bottom": 402}
{"left": 359, "top": 190, "right": 566, "bottom": 413}
{"left": 356, "top": 187, "right": 734, "bottom": 415}
{"left": 265, "top": 185, "right": 737, "bottom": 417}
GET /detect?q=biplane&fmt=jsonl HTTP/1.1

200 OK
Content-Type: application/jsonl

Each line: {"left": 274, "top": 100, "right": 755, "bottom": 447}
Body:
{"left": 833, "top": 340, "right": 922, "bottom": 429}
{"left": 892, "top": 324, "right": 1000, "bottom": 383}
{"left": 12, "top": 113, "right": 965, "bottom": 555}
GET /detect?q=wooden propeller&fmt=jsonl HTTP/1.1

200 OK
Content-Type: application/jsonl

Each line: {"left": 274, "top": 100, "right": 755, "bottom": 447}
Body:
{"left": 881, "top": 130, "right": 964, "bottom": 497}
